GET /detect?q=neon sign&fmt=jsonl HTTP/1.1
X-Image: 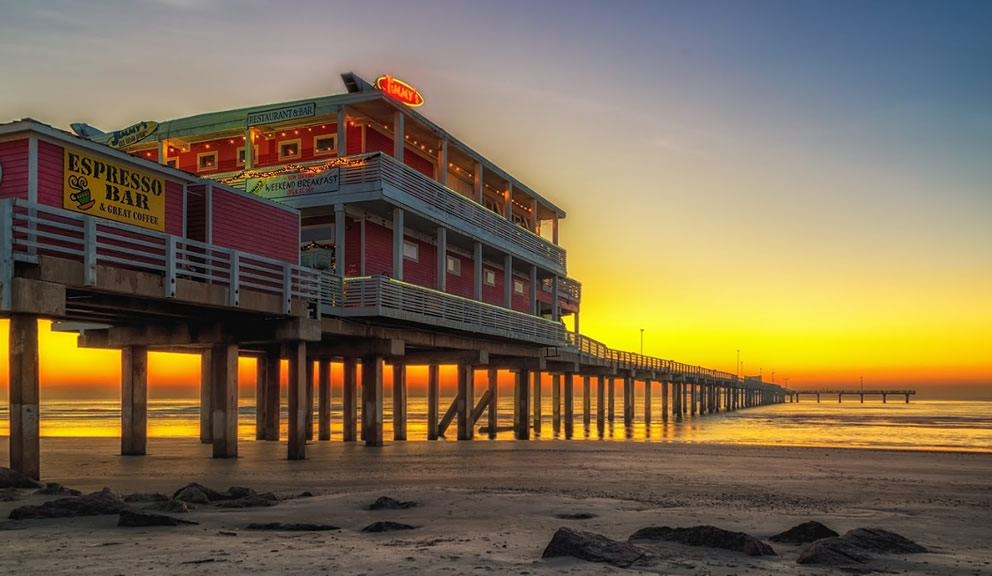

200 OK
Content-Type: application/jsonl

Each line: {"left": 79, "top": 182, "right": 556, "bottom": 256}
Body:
{"left": 376, "top": 75, "right": 424, "bottom": 107}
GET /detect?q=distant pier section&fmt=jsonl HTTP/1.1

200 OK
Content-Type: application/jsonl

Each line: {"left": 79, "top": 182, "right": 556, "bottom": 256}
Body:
{"left": 787, "top": 389, "right": 917, "bottom": 403}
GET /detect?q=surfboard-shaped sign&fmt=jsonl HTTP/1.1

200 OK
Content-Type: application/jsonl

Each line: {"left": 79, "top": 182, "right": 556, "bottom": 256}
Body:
{"left": 376, "top": 75, "right": 424, "bottom": 108}
{"left": 107, "top": 121, "right": 159, "bottom": 149}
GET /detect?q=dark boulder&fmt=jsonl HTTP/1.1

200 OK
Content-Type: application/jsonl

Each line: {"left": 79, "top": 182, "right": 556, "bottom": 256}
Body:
{"left": 543, "top": 527, "right": 646, "bottom": 568}
{"left": 9, "top": 487, "right": 126, "bottom": 520}
{"left": 118, "top": 509, "right": 198, "bottom": 527}
{"left": 629, "top": 525, "right": 775, "bottom": 556}
{"left": 362, "top": 521, "right": 415, "bottom": 532}
{"left": 247, "top": 522, "right": 339, "bottom": 531}
{"left": 797, "top": 537, "right": 872, "bottom": 566}
{"left": 843, "top": 528, "right": 927, "bottom": 554}
{"left": 367, "top": 496, "right": 416, "bottom": 510}
{"left": 214, "top": 493, "right": 279, "bottom": 508}
{"left": 150, "top": 499, "right": 191, "bottom": 513}
{"left": 123, "top": 492, "right": 169, "bottom": 503}
{"left": 0, "top": 467, "right": 41, "bottom": 489}
{"left": 223, "top": 486, "right": 256, "bottom": 499}
{"left": 35, "top": 483, "right": 81, "bottom": 497}
{"left": 797, "top": 528, "right": 927, "bottom": 566}
{"left": 770, "top": 520, "right": 839, "bottom": 544}
{"left": 172, "top": 483, "right": 229, "bottom": 503}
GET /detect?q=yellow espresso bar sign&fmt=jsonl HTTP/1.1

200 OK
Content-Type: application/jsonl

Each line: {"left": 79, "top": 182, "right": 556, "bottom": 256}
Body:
{"left": 63, "top": 149, "right": 166, "bottom": 231}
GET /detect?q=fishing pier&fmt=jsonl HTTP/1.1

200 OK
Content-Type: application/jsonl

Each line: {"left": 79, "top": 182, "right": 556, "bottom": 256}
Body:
{"left": 1, "top": 75, "right": 789, "bottom": 480}
{"left": 788, "top": 389, "right": 917, "bottom": 403}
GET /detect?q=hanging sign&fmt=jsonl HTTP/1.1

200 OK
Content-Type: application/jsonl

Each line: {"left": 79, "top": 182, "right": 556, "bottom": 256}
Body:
{"left": 107, "top": 121, "right": 158, "bottom": 149}
{"left": 246, "top": 102, "right": 316, "bottom": 127}
{"left": 63, "top": 149, "right": 166, "bottom": 231}
{"left": 376, "top": 75, "right": 424, "bottom": 107}
{"left": 246, "top": 167, "right": 340, "bottom": 199}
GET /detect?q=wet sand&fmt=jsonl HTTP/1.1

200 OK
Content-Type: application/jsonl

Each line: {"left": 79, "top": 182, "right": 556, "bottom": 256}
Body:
{"left": 1, "top": 438, "right": 990, "bottom": 574}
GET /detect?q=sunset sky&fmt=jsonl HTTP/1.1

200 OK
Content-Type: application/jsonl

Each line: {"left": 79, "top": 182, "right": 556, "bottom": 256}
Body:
{"left": 1, "top": 0, "right": 990, "bottom": 399}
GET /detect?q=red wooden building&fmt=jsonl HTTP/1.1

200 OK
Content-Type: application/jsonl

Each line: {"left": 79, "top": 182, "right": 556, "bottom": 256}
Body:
{"left": 77, "top": 72, "right": 581, "bottom": 339}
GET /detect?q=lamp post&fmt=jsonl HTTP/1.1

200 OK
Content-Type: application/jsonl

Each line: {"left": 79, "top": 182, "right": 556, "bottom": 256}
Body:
{"left": 640, "top": 328, "right": 644, "bottom": 356}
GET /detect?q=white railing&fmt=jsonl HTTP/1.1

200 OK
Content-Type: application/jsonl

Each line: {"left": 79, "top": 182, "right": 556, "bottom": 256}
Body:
{"left": 541, "top": 276, "right": 582, "bottom": 301}
{"left": 1, "top": 199, "right": 319, "bottom": 314}
{"left": 323, "top": 274, "right": 567, "bottom": 346}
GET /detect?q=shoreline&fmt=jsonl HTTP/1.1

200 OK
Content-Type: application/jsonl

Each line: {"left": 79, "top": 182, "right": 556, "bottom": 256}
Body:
{"left": 2, "top": 439, "right": 990, "bottom": 574}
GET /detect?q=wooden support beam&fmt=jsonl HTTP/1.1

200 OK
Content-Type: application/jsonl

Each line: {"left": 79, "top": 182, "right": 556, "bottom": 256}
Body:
{"left": 582, "top": 376, "right": 591, "bottom": 426}
{"left": 362, "top": 355, "right": 384, "bottom": 446}
{"left": 211, "top": 343, "right": 239, "bottom": 459}
{"left": 623, "top": 375, "right": 633, "bottom": 427}
{"left": 644, "top": 379, "right": 652, "bottom": 424}
{"left": 437, "top": 397, "right": 457, "bottom": 437}
{"left": 287, "top": 341, "right": 308, "bottom": 460}
{"left": 607, "top": 377, "right": 615, "bottom": 422}
{"left": 393, "top": 364, "right": 407, "bottom": 441}
{"left": 514, "top": 369, "right": 531, "bottom": 440}
{"left": 305, "top": 359, "right": 314, "bottom": 441}
{"left": 472, "top": 389, "right": 492, "bottom": 425}
{"left": 552, "top": 374, "right": 561, "bottom": 435}
{"left": 262, "top": 347, "right": 280, "bottom": 441}
{"left": 309, "top": 338, "right": 405, "bottom": 359}
{"left": 596, "top": 375, "right": 605, "bottom": 429}
{"left": 9, "top": 315, "right": 40, "bottom": 480}
{"left": 342, "top": 358, "right": 357, "bottom": 442}
{"left": 661, "top": 380, "right": 669, "bottom": 422}
{"left": 121, "top": 345, "right": 148, "bottom": 456}
{"left": 318, "top": 359, "right": 331, "bottom": 441}
{"left": 396, "top": 349, "right": 487, "bottom": 366}
{"left": 428, "top": 364, "right": 440, "bottom": 440}
{"left": 563, "top": 373, "right": 574, "bottom": 439}
{"left": 532, "top": 372, "right": 542, "bottom": 436}
{"left": 457, "top": 365, "right": 474, "bottom": 441}
{"left": 487, "top": 368, "right": 498, "bottom": 439}
{"left": 488, "top": 357, "right": 546, "bottom": 371}
{"left": 199, "top": 349, "right": 212, "bottom": 444}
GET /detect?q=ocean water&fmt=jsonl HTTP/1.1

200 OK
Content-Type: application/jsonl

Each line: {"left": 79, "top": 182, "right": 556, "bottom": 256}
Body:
{"left": 1, "top": 397, "right": 990, "bottom": 453}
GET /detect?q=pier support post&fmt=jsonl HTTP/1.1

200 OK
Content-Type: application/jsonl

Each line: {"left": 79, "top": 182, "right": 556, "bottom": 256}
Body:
{"left": 342, "top": 358, "right": 358, "bottom": 442}
{"left": 287, "top": 341, "right": 307, "bottom": 460}
{"left": 393, "top": 364, "right": 407, "bottom": 441}
{"left": 211, "top": 343, "right": 239, "bottom": 459}
{"left": 532, "top": 371, "right": 542, "bottom": 436}
{"left": 563, "top": 373, "right": 575, "bottom": 438}
{"left": 199, "top": 349, "right": 212, "bottom": 444}
{"left": 644, "top": 379, "right": 652, "bottom": 425}
{"left": 457, "top": 364, "right": 474, "bottom": 441}
{"left": 582, "top": 376, "right": 591, "bottom": 427}
{"left": 596, "top": 375, "right": 606, "bottom": 430}
{"left": 487, "top": 368, "right": 498, "bottom": 439}
{"left": 514, "top": 369, "right": 531, "bottom": 440}
{"left": 121, "top": 345, "right": 148, "bottom": 456}
{"left": 661, "top": 380, "right": 669, "bottom": 422}
{"left": 623, "top": 375, "right": 633, "bottom": 427}
{"left": 8, "top": 315, "right": 40, "bottom": 479}
{"left": 427, "top": 364, "right": 440, "bottom": 440}
{"left": 362, "top": 355, "right": 384, "bottom": 446}
{"left": 675, "top": 379, "right": 683, "bottom": 422}
{"left": 305, "top": 359, "right": 314, "bottom": 440}
{"left": 318, "top": 359, "right": 331, "bottom": 441}
{"left": 552, "top": 373, "right": 561, "bottom": 435}
{"left": 883, "top": 393, "right": 887, "bottom": 404}
{"left": 261, "top": 347, "right": 280, "bottom": 441}
{"left": 607, "top": 377, "right": 615, "bottom": 422}
{"left": 690, "top": 381, "right": 697, "bottom": 416}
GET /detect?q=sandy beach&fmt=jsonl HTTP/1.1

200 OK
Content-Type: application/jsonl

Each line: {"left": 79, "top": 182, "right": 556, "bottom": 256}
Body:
{"left": 1, "top": 439, "right": 990, "bottom": 575}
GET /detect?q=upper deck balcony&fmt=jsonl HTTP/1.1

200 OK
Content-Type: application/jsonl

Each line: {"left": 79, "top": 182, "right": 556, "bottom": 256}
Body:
{"left": 218, "top": 152, "right": 567, "bottom": 276}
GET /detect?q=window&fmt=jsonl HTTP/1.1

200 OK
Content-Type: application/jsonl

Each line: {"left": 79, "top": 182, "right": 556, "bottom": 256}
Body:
{"left": 237, "top": 146, "right": 259, "bottom": 166}
{"left": 402, "top": 240, "right": 419, "bottom": 261}
{"left": 484, "top": 269, "right": 496, "bottom": 286}
{"left": 314, "top": 135, "right": 336, "bottom": 156}
{"left": 197, "top": 151, "right": 218, "bottom": 172}
{"left": 166, "top": 157, "right": 179, "bottom": 169}
{"left": 513, "top": 279, "right": 525, "bottom": 295}
{"left": 278, "top": 139, "right": 301, "bottom": 161}
{"left": 446, "top": 255, "right": 461, "bottom": 276}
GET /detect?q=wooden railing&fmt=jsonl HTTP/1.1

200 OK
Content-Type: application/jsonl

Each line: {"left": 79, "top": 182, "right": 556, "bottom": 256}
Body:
{"left": 541, "top": 276, "right": 581, "bottom": 301}
{"left": 0, "top": 199, "right": 320, "bottom": 314}
{"left": 566, "top": 332, "right": 741, "bottom": 383}
{"left": 323, "top": 274, "right": 567, "bottom": 346}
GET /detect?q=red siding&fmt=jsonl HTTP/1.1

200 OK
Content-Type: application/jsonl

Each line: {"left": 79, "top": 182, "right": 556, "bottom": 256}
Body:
{"left": 36, "top": 140, "right": 63, "bottom": 207}
{"left": 0, "top": 139, "right": 29, "bottom": 200}
{"left": 403, "top": 235, "right": 435, "bottom": 288}
{"left": 364, "top": 221, "right": 393, "bottom": 277}
{"left": 366, "top": 127, "right": 392, "bottom": 156}
{"left": 210, "top": 187, "right": 298, "bottom": 264}
{"left": 346, "top": 125, "right": 363, "bottom": 156}
{"left": 481, "top": 265, "right": 505, "bottom": 306}
{"left": 446, "top": 251, "right": 474, "bottom": 299}
{"left": 511, "top": 274, "right": 530, "bottom": 313}
{"left": 404, "top": 151, "right": 434, "bottom": 179}
{"left": 185, "top": 185, "right": 207, "bottom": 242}
{"left": 164, "top": 181, "right": 183, "bottom": 237}
{"left": 344, "top": 217, "right": 361, "bottom": 276}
